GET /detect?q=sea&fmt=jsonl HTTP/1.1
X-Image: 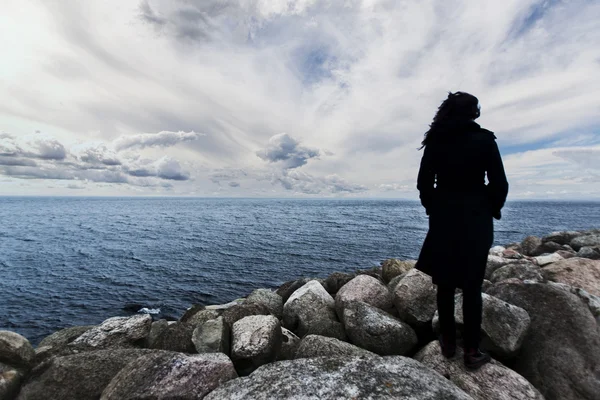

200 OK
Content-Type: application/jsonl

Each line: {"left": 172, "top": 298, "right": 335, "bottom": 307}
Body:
{"left": 1, "top": 197, "right": 599, "bottom": 345}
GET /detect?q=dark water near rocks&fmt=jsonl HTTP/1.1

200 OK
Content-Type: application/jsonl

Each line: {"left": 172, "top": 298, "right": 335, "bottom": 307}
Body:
{"left": 1, "top": 197, "right": 599, "bottom": 344}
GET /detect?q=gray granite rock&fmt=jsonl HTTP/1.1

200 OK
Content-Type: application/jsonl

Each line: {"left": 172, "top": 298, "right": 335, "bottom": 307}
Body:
{"left": 246, "top": 289, "right": 283, "bottom": 319}
{"left": 489, "top": 262, "right": 543, "bottom": 283}
{"left": 323, "top": 272, "right": 355, "bottom": 295}
{"left": 100, "top": 352, "right": 237, "bottom": 400}
{"left": 231, "top": 315, "right": 281, "bottom": 374}
{"left": 282, "top": 280, "right": 337, "bottom": 337}
{"left": 520, "top": 235, "right": 542, "bottom": 256}
{"left": 69, "top": 315, "right": 152, "bottom": 351}
{"left": 571, "top": 234, "right": 600, "bottom": 251}
{"left": 393, "top": 269, "right": 437, "bottom": 328}
{"left": 294, "top": 334, "right": 376, "bottom": 359}
{"left": 0, "top": 331, "right": 35, "bottom": 368}
{"left": 577, "top": 246, "right": 600, "bottom": 260}
{"left": 303, "top": 318, "right": 347, "bottom": 341}
{"left": 381, "top": 259, "right": 416, "bottom": 283}
{"left": 147, "top": 321, "right": 196, "bottom": 353}
{"left": 192, "top": 316, "right": 230, "bottom": 354}
{"left": 0, "top": 362, "right": 22, "bottom": 400}
{"left": 540, "top": 257, "right": 600, "bottom": 296}
{"left": 277, "top": 328, "right": 300, "bottom": 361}
{"left": 185, "top": 309, "right": 221, "bottom": 327}
{"left": 205, "top": 355, "right": 473, "bottom": 400}
{"left": 335, "top": 274, "right": 394, "bottom": 319}
{"left": 38, "top": 326, "right": 95, "bottom": 349}
{"left": 222, "top": 302, "right": 271, "bottom": 328}
{"left": 542, "top": 231, "right": 584, "bottom": 246}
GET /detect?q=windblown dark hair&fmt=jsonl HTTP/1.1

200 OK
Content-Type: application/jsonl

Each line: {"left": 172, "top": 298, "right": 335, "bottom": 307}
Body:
{"left": 419, "top": 91, "right": 480, "bottom": 149}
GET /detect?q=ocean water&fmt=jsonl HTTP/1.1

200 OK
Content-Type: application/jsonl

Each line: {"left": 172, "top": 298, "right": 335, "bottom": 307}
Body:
{"left": 1, "top": 197, "right": 598, "bottom": 344}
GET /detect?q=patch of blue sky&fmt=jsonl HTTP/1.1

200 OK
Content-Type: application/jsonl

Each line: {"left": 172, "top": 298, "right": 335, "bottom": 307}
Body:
{"left": 507, "top": 0, "right": 560, "bottom": 40}
{"left": 500, "top": 126, "right": 600, "bottom": 155}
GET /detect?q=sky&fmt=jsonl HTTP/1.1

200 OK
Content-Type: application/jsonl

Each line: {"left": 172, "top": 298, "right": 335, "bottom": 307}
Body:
{"left": 0, "top": 0, "right": 599, "bottom": 199}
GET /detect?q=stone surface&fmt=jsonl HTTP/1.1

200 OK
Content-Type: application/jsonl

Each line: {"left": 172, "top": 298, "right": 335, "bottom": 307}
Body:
{"left": 323, "top": 272, "right": 355, "bottom": 295}
{"left": 282, "top": 280, "right": 337, "bottom": 337}
{"left": 489, "top": 262, "right": 543, "bottom": 283}
{"left": 205, "top": 355, "right": 473, "bottom": 400}
{"left": 246, "top": 289, "right": 283, "bottom": 319}
{"left": 521, "top": 235, "right": 542, "bottom": 256}
{"left": 294, "top": 334, "right": 376, "bottom": 359}
{"left": 222, "top": 302, "right": 271, "bottom": 328}
{"left": 393, "top": 269, "right": 438, "bottom": 328}
{"left": 180, "top": 304, "right": 205, "bottom": 322}
{"left": 487, "top": 281, "right": 600, "bottom": 400}
{"left": 540, "top": 257, "right": 600, "bottom": 296}
{"left": 0, "top": 331, "right": 35, "bottom": 368}
{"left": 231, "top": 315, "right": 281, "bottom": 374}
{"left": 100, "top": 352, "right": 237, "bottom": 400}
{"left": 185, "top": 309, "right": 220, "bottom": 327}
{"left": 205, "top": 299, "right": 244, "bottom": 311}
{"left": 69, "top": 314, "right": 152, "bottom": 350}
{"left": 276, "top": 278, "right": 313, "bottom": 303}
{"left": 17, "top": 349, "right": 156, "bottom": 400}
{"left": 277, "top": 328, "right": 300, "bottom": 361}
{"left": 432, "top": 293, "right": 530, "bottom": 358}
{"left": 489, "top": 246, "right": 505, "bottom": 256}
{"left": 335, "top": 275, "right": 394, "bottom": 318}
{"left": 147, "top": 321, "right": 196, "bottom": 353}
{"left": 542, "top": 231, "right": 584, "bottom": 246}
{"left": 38, "top": 326, "right": 94, "bottom": 349}
{"left": 532, "top": 252, "right": 563, "bottom": 266}
{"left": 145, "top": 319, "right": 169, "bottom": 348}
{"left": 415, "top": 341, "right": 544, "bottom": 400}
{"left": 577, "top": 246, "right": 600, "bottom": 260}
{"left": 381, "top": 259, "right": 416, "bottom": 283}
{"left": 571, "top": 234, "right": 600, "bottom": 251}
{"left": 0, "top": 362, "right": 22, "bottom": 400}
{"left": 485, "top": 256, "right": 521, "bottom": 280}
{"left": 304, "top": 318, "right": 347, "bottom": 341}
{"left": 548, "top": 282, "right": 600, "bottom": 325}
{"left": 504, "top": 242, "right": 523, "bottom": 253}
{"left": 343, "top": 301, "right": 417, "bottom": 356}
{"left": 192, "top": 316, "right": 230, "bottom": 354}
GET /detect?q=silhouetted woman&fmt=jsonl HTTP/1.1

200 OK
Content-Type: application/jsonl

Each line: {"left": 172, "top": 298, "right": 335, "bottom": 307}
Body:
{"left": 415, "top": 92, "right": 508, "bottom": 370}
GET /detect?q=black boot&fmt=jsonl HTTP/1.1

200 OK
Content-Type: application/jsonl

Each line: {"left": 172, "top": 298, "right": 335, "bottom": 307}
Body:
{"left": 438, "top": 334, "right": 456, "bottom": 358}
{"left": 463, "top": 348, "right": 490, "bottom": 370}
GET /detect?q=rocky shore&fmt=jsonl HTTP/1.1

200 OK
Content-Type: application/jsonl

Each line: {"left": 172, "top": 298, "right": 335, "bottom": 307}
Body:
{"left": 1, "top": 229, "right": 599, "bottom": 399}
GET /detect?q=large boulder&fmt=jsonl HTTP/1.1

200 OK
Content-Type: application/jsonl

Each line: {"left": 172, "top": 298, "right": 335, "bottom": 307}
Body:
{"left": 245, "top": 289, "right": 283, "bottom": 319}
{"left": 100, "top": 352, "right": 237, "bottom": 400}
{"left": 205, "top": 299, "right": 244, "bottom": 311}
{"left": 231, "top": 315, "right": 281, "bottom": 375}
{"left": 276, "top": 278, "right": 313, "bottom": 303}
{"left": 548, "top": 282, "right": 600, "bottom": 325}
{"left": 335, "top": 275, "right": 393, "bottom": 318}
{"left": 485, "top": 256, "right": 523, "bottom": 280}
{"left": 0, "top": 362, "right": 22, "bottom": 400}
{"left": 304, "top": 318, "right": 347, "bottom": 341}
{"left": 577, "top": 246, "right": 600, "bottom": 260}
{"left": 192, "top": 316, "right": 230, "bottom": 354}
{"left": 540, "top": 257, "right": 600, "bottom": 296}
{"left": 180, "top": 304, "right": 205, "bottom": 322}
{"left": 0, "top": 331, "right": 35, "bottom": 368}
{"left": 521, "top": 235, "right": 542, "bottom": 256}
{"left": 323, "top": 272, "right": 355, "bottom": 296}
{"left": 294, "top": 335, "right": 376, "bottom": 359}
{"left": 487, "top": 281, "right": 600, "bottom": 400}
{"left": 381, "top": 259, "right": 415, "bottom": 283}
{"left": 205, "top": 355, "right": 473, "bottom": 399}
{"left": 69, "top": 315, "right": 152, "bottom": 350}
{"left": 222, "top": 302, "right": 271, "bottom": 328}
{"left": 17, "top": 349, "right": 156, "bottom": 400}
{"left": 542, "top": 231, "right": 584, "bottom": 246}
{"left": 277, "top": 328, "right": 300, "bottom": 361}
{"left": 393, "top": 269, "right": 437, "bottom": 329}
{"left": 415, "top": 341, "right": 544, "bottom": 400}
{"left": 185, "top": 309, "right": 220, "bottom": 327}
{"left": 147, "top": 321, "right": 195, "bottom": 353}
{"left": 342, "top": 301, "right": 417, "bottom": 356}
{"left": 432, "top": 293, "right": 530, "bottom": 358}
{"left": 38, "top": 326, "right": 95, "bottom": 349}
{"left": 532, "top": 252, "right": 563, "bottom": 266}
{"left": 489, "top": 261, "right": 543, "bottom": 283}
{"left": 571, "top": 234, "right": 600, "bottom": 251}
{"left": 282, "top": 280, "right": 337, "bottom": 337}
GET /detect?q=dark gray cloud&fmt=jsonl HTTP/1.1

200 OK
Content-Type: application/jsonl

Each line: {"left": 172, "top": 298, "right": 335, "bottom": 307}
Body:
{"left": 0, "top": 133, "right": 67, "bottom": 160}
{"left": 112, "top": 130, "right": 204, "bottom": 151}
{"left": 257, "top": 133, "right": 320, "bottom": 169}
{"left": 228, "top": 181, "right": 240, "bottom": 187}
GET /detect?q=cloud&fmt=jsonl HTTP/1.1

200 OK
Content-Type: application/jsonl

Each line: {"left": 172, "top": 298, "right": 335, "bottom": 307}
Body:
{"left": 273, "top": 169, "right": 367, "bottom": 194}
{"left": 71, "top": 143, "right": 121, "bottom": 165}
{"left": 228, "top": 181, "right": 240, "bottom": 187}
{"left": 112, "top": 130, "right": 204, "bottom": 151}
{"left": 257, "top": 133, "right": 320, "bottom": 169}
{"left": 0, "top": 133, "right": 67, "bottom": 160}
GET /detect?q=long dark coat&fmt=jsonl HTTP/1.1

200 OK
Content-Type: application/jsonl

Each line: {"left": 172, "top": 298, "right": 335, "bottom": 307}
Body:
{"left": 415, "top": 120, "right": 508, "bottom": 289}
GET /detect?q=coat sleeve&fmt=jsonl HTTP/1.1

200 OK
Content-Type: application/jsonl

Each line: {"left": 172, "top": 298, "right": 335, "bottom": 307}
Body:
{"left": 486, "top": 139, "right": 509, "bottom": 220}
{"left": 417, "top": 145, "right": 436, "bottom": 215}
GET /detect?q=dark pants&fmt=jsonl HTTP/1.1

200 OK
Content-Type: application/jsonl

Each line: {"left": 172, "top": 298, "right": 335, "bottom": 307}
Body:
{"left": 437, "top": 283, "right": 482, "bottom": 349}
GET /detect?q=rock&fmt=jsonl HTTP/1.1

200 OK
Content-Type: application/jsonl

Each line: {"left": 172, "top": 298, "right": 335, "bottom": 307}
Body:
{"left": 504, "top": 242, "right": 523, "bottom": 253}
{"left": 571, "top": 234, "right": 600, "bottom": 251}
{"left": 294, "top": 334, "right": 376, "bottom": 359}
{"left": 180, "top": 304, "right": 205, "bottom": 322}
{"left": 343, "top": 301, "right": 417, "bottom": 356}
{"left": 231, "top": 315, "right": 281, "bottom": 374}
{"left": 542, "top": 231, "right": 584, "bottom": 246}
{"left": 276, "top": 278, "right": 313, "bottom": 303}
{"left": 487, "top": 281, "right": 600, "bottom": 400}
{"left": 387, "top": 274, "right": 406, "bottom": 293}
{"left": 393, "top": 269, "right": 437, "bottom": 328}
{"left": 481, "top": 279, "right": 493, "bottom": 292}
{"left": 323, "top": 272, "right": 355, "bottom": 295}
{"left": 145, "top": 319, "right": 169, "bottom": 348}
{"left": 501, "top": 249, "right": 524, "bottom": 259}
{"left": 222, "top": 302, "right": 271, "bottom": 328}
{"left": 0, "top": 331, "right": 35, "bottom": 368}
{"left": 38, "top": 326, "right": 95, "bottom": 349}
{"left": 304, "top": 318, "right": 347, "bottom": 341}
{"left": 415, "top": 341, "right": 544, "bottom": 400}
{"left": 489, "top": 246, "right": 505, "bottom": 256}
{"left": 335, "top": 275, "right": 393, "bottom": 319}
{"left": 432, "top": 293, "right": 530, "bottom": 358}
{"left": 532, "top": 252, "right": 563, "bottom": 266}
{"left": 192, "top": 316, "right": 230, "bottom": 354}
{"left": 246, "top": 289, "right": 283, "bottom": 319}
{"left": 147, "top": 321, "right": 195, "bottom": 353}
{"left": 282, "top": 280, "right": 337, "bottom": 337}
{"left": 577, "top": 246, "right": 600, "bottom": 260}
{"left": 100, "top": 352, "right": 237, "bottom": 400}
{"left": 547, "top": 282, "right": 600, "bottom": 325}
{"left": 381, "top": 259, "right": 415, "bottom": 283}
{"left": 489, "top": 262, "right": 543, "bottom": 283}
{"left": 485, "top": 255, "right": 522, "bottom": 280}
{"left": 521, "top": 235, "right": 542, "bottom": 256}
{"left": 205, "top": 355, "right": 473, "bottom": 400}
{"left": 0, "top": 362, "right": 22, "bottom": 400}
{"left": 277, "top": 328, "right": 300, "bottom": 361}
{"left": 33, "top": 344, "right": 76, "bottom": 366}
{"left": 185, "top": 309, "right": 220, "bottom": 327}
{"left": 556, "top": 249, "right": 577, "bottom": 259}
{"left": 69, "top": 314, "right": 152, "bottom": 350}
{"left": 540, "top": 257, "right": 600, "bottom": 296}
{"left": 17, "top": 349, "right": 156, "bottom": 400}
{"left": 356, "top": 266, "right": 384, "bottom": 281}
{"left": 534, "top": 240, "right": 563, "bottom": 255}
{"left": 205, "top": 299, "right": 244, "bottom": 311}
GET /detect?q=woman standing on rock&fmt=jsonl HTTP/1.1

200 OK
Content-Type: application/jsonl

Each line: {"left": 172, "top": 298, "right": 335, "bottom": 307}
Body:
{"left": 415, "top": 92, "right": 509, "bottom": 370}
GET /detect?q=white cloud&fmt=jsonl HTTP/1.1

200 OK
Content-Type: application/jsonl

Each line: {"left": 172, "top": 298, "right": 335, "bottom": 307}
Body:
{"left": 112, "top": 131, "right": 204, "bottom": 151}
{"left": 256, "top": 133, "right": 320, "bottom": 169}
